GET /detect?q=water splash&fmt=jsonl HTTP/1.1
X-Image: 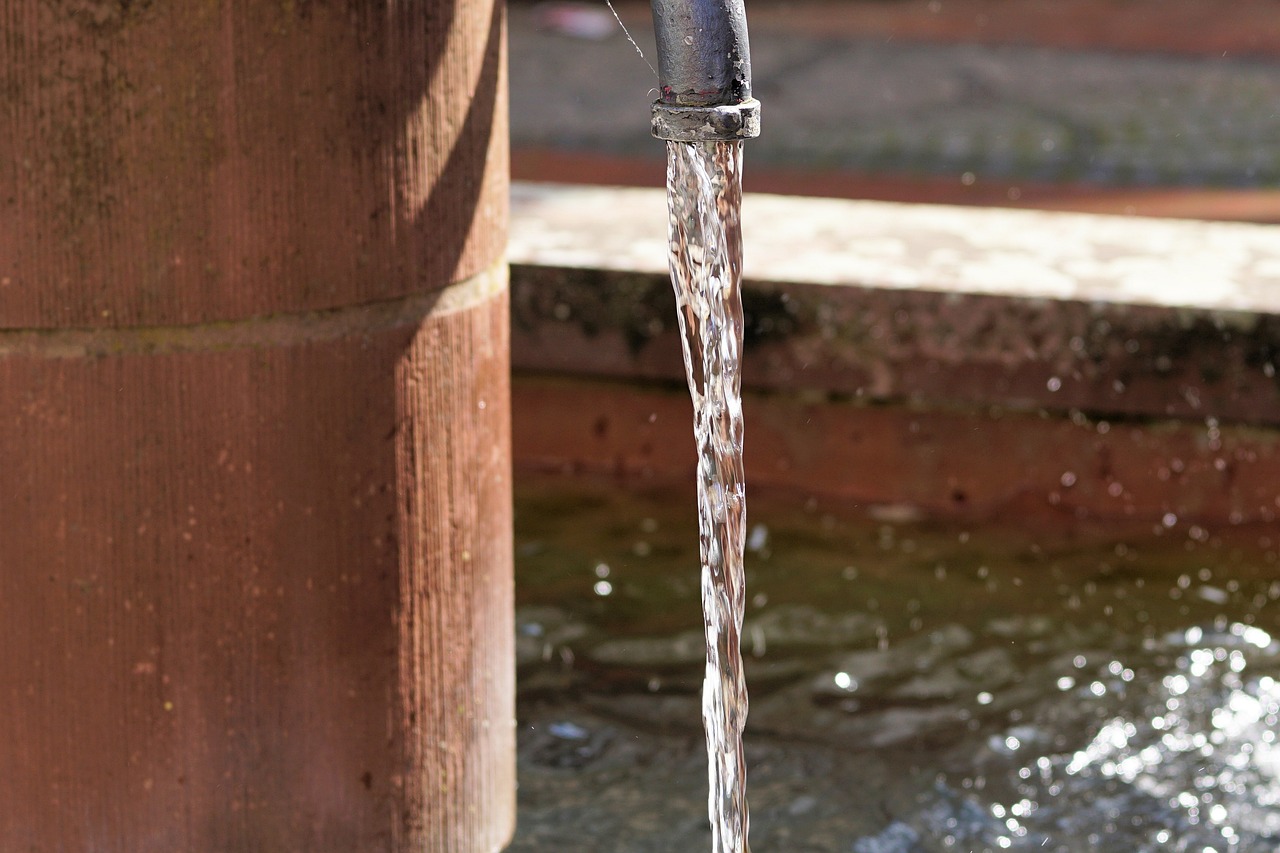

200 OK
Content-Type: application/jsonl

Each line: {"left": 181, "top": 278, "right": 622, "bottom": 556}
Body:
{"left": 664, "top": 139, "right": 751, "bottom": 853}
{"left": 940, "top": 623, "right": 1280, "bottom": 852}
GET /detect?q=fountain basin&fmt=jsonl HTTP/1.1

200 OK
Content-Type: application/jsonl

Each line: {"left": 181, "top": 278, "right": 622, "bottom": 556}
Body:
{"left": 510, "top": 182, "right": 1280, "bottom": 527}
{"left": 506, "top": 184, "right": 1280, "bottom": 852}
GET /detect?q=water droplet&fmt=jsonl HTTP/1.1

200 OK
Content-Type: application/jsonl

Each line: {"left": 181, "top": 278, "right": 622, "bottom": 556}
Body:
{"left": 1198, "top": 585, "right": 1228, "bottom": 605}
{"left": 1047, "top": 377, "right": 1062, "bottom": 392}
{"left": 549, "top": 721, "right": 589, "bottom": 740}
{"left": 593, "top": 580, "right": 613, "bottom": 596}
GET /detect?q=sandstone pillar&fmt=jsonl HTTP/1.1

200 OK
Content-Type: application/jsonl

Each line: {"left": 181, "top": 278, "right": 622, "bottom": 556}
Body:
{"left": 0, "top": 1, "right": 513, "bottom": 849}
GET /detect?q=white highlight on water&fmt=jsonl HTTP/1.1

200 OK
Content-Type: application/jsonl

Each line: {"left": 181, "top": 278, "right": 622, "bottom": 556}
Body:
{"left": 664, "top": 139, "right": 751, "bottom": 853}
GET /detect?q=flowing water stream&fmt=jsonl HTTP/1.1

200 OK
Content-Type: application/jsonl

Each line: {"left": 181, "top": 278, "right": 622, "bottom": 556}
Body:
{"left": 664, "top": 139, "right": 751, "bottom": 853}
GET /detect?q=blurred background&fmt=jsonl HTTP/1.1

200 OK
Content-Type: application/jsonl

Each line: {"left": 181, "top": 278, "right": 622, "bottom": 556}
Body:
{"left": 510, "top": 0, "right": 1280, "bottom": 222}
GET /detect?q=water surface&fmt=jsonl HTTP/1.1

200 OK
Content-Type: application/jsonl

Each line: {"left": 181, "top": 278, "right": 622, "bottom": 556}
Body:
{"left": 510, "top": 475, "right": 1280, "bottom": 852}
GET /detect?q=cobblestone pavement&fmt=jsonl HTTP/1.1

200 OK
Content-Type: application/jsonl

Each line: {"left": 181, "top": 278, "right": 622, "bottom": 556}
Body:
{"left": 510, "top": 2, "right": 1280, "bottom": 189}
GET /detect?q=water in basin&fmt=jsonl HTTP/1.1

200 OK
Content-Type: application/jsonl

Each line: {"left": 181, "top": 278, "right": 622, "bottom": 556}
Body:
{"left": 508, "top": 474, "right": 1280, "bottom": 852}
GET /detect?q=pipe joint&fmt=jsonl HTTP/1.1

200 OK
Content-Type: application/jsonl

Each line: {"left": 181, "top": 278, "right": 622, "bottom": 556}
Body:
{"left": 651, "top": 98, "right": 761, "bottom": 142}
{"left": 649, "top": 0, "right": 759, "bottom": 141}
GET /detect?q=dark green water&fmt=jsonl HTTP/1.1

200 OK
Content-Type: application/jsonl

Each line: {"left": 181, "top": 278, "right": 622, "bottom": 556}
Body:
{"left": 510, "top": 473, "right": 1280, "bottom": 852}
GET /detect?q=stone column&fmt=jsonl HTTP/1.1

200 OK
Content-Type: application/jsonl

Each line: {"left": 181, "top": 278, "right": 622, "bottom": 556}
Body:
{"left": 0, "top": 1, "right": 513, "bottom": 850}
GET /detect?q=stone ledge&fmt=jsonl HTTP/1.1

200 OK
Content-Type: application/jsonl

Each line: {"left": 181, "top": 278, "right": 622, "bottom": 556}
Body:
{"left": 512, "top": 375, "right": 1280, "bottom": 527}
{"left": 510, "top": 182, "right": 1280, "bottom": 425}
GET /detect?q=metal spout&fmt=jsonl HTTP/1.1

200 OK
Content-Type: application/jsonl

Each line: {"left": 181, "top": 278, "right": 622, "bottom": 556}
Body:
{"left": 649, "top": 0, "right": 761, "bottom": 141}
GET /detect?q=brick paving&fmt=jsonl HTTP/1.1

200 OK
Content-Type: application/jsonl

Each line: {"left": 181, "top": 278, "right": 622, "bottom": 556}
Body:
{"left": 509, "top": 0, "right": 1280, "bottom": 220}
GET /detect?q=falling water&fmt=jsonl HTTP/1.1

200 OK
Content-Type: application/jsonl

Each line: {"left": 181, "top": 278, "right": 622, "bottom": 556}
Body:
{"left": 664, "top": 139, "right": 751, "bottom": 853}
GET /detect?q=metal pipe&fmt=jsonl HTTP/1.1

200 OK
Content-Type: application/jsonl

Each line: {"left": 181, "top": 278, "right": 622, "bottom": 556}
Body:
{"left": 649, "top": 0, "right": 761, "bottom": 141}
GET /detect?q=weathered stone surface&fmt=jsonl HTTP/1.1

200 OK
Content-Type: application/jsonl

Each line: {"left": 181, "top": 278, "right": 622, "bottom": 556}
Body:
{"left": 512, "top": 375, "right": 1280, "bottom": 525}
{"left": 1, "top": 1, "right": 508, "bottom": 328}
{"left": 511, "top": 183, "right": 1280, "bottom": 426}
{"left": 1, "top": 2, "right": 514, "bottom": 848}
{"left": 0, "top": 279, "right": 514, "bottom": 851}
